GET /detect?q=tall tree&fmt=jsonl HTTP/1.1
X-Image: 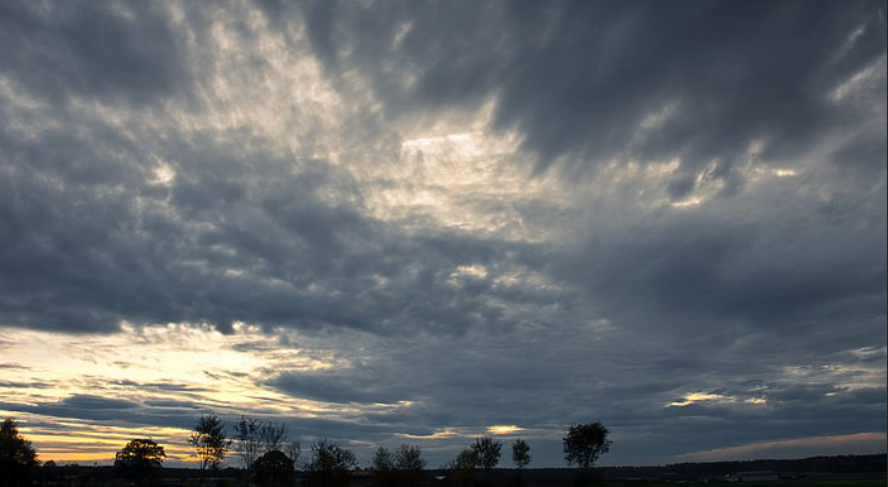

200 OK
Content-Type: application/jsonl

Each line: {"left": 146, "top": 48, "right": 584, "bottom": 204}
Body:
{"left": 444, "top": 449, "right": 478, "bottom": 487}
{"left": 512, "top": 439, "right": 531, "bottom": 486}
{"left": 372, "top": 446, "right": 395, "bottom": 472}
{"left": 190, "top": 415, "right": 231, "bottom": 486}
{"left": 306, "top": 439, "right": 357, "bottom": 487}
{"left": 286, "top": 441, "right": 302, "bottom": 470}
{"left": 252, "top": 450, "right": 295, "bottom": 487}
{"left": 114, "top": 439, "right": 166, "bottom": 484}
{"left": 471, "top": 437, "right": 502, "bottom": 487}
{"left": 0, "top": 418, "right": 38, "bottom": 487}
{"left": 234, "top": 415, "right": 291, "bottom": 484}
{"left": 371, "top": 446, "right": 396, "bottom": 487}
{"left": 563, "top": 422, "right": 611, "bottom": 484}
{"left": 258, "top": 422, "right": 287, "bottom": 453}
{"left": 234, "top": 415, "right": 263, "bottom": 475}
{"left": 395, "top": 444, "right": 426, "bottom": 487}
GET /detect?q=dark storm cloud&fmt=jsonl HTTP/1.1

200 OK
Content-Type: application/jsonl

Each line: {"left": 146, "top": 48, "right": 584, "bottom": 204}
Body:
{"left": 0, "top": 0, "right": 885, "bottom": 466}
{"left": 294, "top": 0, "right": 886, "bottom": 191}
{"left": 555, "top": 184, "right": 887, "bottom": 349}
{"left": 0, "top": 0, "right": 189, "bottom": 105}
{"left": 269, "top": 369, "right": 409, "bottom": 404}
{"left": 59, "top": 395, "right": 140, "bottom": 411}
{"left": 260, "top": 327, "right": 885, "bottom": 464}
{"left": 0, "top": 107, "right": 539, "bottom": 334}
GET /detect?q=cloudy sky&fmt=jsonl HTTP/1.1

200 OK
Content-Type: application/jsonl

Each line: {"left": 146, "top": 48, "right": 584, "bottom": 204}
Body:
{"left": 0, "top": 0, "right": 886, "bottom": 468}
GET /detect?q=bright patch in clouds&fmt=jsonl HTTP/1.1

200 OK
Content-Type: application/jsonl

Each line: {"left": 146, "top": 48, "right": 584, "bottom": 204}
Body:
{"left": 150, "top": 162, "right": 177, "bottom": 186}
{"left": 668, "top": 392, "right": 731, "bottom": 408}
{"left": 0, "top": 325, "right": 375, "bottom": 464}
{"left": 487, "top": 425, "right": 523, "bottom": 435}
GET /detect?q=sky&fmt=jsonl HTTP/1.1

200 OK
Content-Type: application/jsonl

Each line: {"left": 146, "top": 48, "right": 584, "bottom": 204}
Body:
{"left": 0, "top": 0, "right": 886, "bottom": 469}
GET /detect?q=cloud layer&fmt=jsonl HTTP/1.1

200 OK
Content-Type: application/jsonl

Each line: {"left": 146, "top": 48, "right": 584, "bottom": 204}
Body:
{"left": 0, "top": 0, "right": 885, "bottom": 467}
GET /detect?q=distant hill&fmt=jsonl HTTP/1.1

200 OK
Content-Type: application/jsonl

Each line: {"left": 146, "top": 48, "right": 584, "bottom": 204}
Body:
{"left": 596, "top": 454, "right": 888, "bottom": 479}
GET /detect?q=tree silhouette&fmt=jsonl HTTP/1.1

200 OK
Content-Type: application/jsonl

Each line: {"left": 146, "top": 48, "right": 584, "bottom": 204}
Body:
{"left": 252, "top": 450, "right": 295, "bottom": 487}
{"left": 471, "top": 437, "right": 502, "bottom": 487}
{"left": 372, "top": 446, "right": 396, "bottom": 487}
{"left": 190, "top": 414, "right": 231, "bottom": 486}
{"left": 1, "top": 418, "right": 38, "bottom": 487}
{"left": 259, "top": 422, "right": 287, "bottom": 453}
{"left": 395, "top": 444, "right": 426, "bottom": 487}
{"left": 286, "top": 441, "right": 301, "bottom": 466}
{"left": 114, "top": 438, "right": 166, "bottom": 483}
{"left": 563, "top": 423, "right": 611, "bottom": 484}
{"left": 306, "top": 439, "right": 357, "bottom": 487}
{"left": 234, "top": 415, "right": 263, "bottom": 475}
{"left": 445, "top": 449, "right": 478, "bottom": 487}
{"left": 512, "top": 439, "right": 531, "bottom": 486}
{"left": 233, "top": 415, "right": 289, "bottom": 483}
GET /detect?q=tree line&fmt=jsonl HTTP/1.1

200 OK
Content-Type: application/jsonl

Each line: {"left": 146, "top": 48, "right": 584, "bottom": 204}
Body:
{"left": 1, "top": 416, "right": 611, "bottom": 487}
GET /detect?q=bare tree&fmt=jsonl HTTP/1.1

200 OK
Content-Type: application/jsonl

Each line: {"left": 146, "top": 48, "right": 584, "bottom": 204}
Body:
{"left": 234, "top": 416, "right": 263, "bottom": 475}
{"left": 234, "top": 416, "right": 293, "bottom": 485}
{"left": 259, "top": 422, "right": 287, "bottom": 454}
{"left": 190, "top": 415, "right": 231, "bottom": 486}
{"left": 286, "top": 440, "right": 302, "bottom": 470}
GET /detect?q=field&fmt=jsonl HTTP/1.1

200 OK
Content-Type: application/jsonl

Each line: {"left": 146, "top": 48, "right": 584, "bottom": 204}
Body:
{"left": 82, "top": 477, "right": 888, "bottom": 487}
{"left": 600, "top": 480, "right": 886, "bottom": 487}
{"left": 31, "top": 477, "right": 888, "bottom": 487}
{"left": 32, "top": 463, "right": 887, "bottom": 487}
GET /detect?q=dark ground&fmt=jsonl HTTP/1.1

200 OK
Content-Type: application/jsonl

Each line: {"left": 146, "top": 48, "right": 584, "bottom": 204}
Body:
{"left": 29, "top": 454, "right": 887, "bottom": 487}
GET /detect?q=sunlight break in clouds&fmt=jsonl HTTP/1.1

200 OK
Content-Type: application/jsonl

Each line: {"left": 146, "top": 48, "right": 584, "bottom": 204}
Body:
{"left": 668, "top": 393, "right": 733, "bottom": 408}
{"left": 0, "top": 325, "right": 379, "bottom": 464}
{"left": 487, "top": 425, "right": 523, "bottom": 435}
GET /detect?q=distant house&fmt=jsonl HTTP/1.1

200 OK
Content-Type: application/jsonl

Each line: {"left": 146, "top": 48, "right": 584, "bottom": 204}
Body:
{"left": 734, "top": 471, "right": 780, "bottom": 482}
